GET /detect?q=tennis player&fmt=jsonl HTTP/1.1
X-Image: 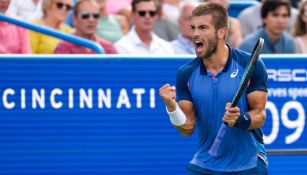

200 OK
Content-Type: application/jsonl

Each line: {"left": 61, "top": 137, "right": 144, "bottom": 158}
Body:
{"left": 159, "top": 3, "right": 268, "bottom": 174}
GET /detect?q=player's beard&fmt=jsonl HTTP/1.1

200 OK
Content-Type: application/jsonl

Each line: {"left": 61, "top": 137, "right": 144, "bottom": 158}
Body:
{"left": 200, "top": 34, "right": 218, "bottom": 60}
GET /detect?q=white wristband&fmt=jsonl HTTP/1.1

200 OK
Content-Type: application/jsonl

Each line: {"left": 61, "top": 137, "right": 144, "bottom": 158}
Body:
{"left": 166, "top": 103, "right": 186, "bottom": 126}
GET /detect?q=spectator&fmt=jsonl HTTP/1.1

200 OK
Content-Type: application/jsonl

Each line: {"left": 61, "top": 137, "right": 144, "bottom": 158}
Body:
{"left": 171, "top": 1, "right": 197, "bottom": 54}
{"left": 238, "top": 0, "right": 298, "bottom": 37}
{"left": 206, "top": 0, "right": 243, "bottom": 48}
{"left": 291, "top": 0, "right": 307, "bottom": 53}
{"left": 240, "top": 0, "right": 296, "bottom": 54}
{"left": 29, "top": 0, "right": 74, "bottom": 54}
{"left": 114, "top": 0, "right": 174, "bottom": 55}
{"left": 116, "top": 6, "right": 132, "bottom": 27}
{"left": 0, "top": 0, "right": 31, "bottom": 53}
{"left": 95, "top": 0, "right": 129, "bottom": 43}
{"left": 153, "top": 0, "right": 179, "bottom": 41}
{"left": 7, "top": 0, "right": 42, "bottom": 22}
{"left": 54, "top": 0, "right": 117, "bottom": 54}
{"left": 161, "top": 0, "right": 181, "bottom": 25}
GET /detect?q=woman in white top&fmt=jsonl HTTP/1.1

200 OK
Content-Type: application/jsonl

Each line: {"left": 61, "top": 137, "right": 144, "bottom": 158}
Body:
{"left": 8, "top": 0, "right": 43, "bottom": 22}
{"left": 291, "top": 0, "right": 307, "bottom": 53}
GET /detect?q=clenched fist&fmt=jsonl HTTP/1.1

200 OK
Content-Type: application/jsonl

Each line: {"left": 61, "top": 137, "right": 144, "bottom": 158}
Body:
{"left": 159, "top": 84, "right": 177, "bottom": 111}
{"left": 222, "top": 102, "right": 240, "bottom": 127}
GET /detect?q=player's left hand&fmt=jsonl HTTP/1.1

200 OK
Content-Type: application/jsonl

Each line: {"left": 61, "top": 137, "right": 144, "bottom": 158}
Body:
{"left": 222, "top": 102, "right": 240, "bottom": 127}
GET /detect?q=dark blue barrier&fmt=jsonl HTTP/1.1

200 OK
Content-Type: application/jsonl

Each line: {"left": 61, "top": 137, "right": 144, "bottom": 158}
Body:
{"left": 0, "top": 55, "right": 306, "bottom": 174}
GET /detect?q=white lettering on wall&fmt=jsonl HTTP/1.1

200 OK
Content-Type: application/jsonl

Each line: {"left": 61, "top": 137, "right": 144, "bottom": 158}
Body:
{"left": 32, "top": 89, "right": 45, "bottom": 109}
{"left": 133, "top": 88, "right": 145, "bottom": 108}
{"left": 3, "top": 88, "right": 15, "bottom": 109}
{"left": 50, "top": 88, "right": 63, "bottom": 109}
{"left": 98, "top": 88, "right": 111, "bottom": 109}
{"left": 80, "top": 88, "right": 93, "bottom": 109}
{"left": 116, "top": 88, "right": 131, "bottom": 108}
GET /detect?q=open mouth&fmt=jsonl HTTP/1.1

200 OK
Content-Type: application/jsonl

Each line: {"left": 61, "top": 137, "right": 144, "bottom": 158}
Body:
{"left": 194, "top": 41, "right": 204, "bottom": 53}
{"left": 195, "top": 41, "right": 203, "bottom": 48}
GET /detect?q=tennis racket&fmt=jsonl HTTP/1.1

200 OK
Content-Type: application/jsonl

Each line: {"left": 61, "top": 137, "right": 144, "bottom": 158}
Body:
{"left": 208, "top": 38, "right": 264, "bottom": 156}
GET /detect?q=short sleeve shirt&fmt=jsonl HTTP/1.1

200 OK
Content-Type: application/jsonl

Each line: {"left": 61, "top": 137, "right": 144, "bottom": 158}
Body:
{"left": 176, "top": 46, "right": 268, "bottom": 172}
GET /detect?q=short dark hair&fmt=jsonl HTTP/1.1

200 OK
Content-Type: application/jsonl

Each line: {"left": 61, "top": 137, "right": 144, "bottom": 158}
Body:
{"left": 131, "top": 0, "right": 158, "bottom": 12}
{"left": 191, "top": 2, "right": 228, "bottom": 30}
{"left": 74, "top": 0, "right": 98, "bottom": 16}
{"left": 261, "top": 0, "right": 291, "bottom": 19}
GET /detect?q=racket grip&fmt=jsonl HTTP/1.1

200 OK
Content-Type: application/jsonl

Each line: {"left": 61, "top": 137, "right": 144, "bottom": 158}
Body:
{"left": 208, "top": 123, "right": 227, "bottom": 156}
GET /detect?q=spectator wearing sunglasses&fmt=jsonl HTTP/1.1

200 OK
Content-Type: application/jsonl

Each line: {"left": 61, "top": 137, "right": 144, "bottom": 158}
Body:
{"left": 0, "top": 0, "right": 31, "bottom": 53}
{"left": 54, "top": 0, "right": 117, "bottom": 54}
{"left": 114, "top": 0, "right": 174, "bottom": 55}
{"left": 29, "top": 0, "right": 74, "bottom": 54}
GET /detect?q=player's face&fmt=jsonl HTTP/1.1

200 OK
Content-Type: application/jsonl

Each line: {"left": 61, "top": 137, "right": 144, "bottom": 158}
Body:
{"left": 191, "top": 15, "right": 218, "bottom": 59}
{"left": 263, "top": 5, "right": 289, "bottom": 36}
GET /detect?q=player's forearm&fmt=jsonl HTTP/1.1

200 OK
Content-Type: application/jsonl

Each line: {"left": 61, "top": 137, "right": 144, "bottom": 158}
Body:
{"left": 165, "top": 101, "right": 177, "bottom": 112}
{"left": 174, "top": 117, "right": 195, "bottom": 137}
{"left": 246, "top": 91, "right": 267, "bottom": 129}
{"left": 248, "top": 109, "right": 266, "bottom": 129}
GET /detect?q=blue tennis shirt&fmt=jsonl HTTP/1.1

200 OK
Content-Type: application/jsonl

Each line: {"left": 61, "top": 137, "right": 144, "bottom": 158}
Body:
{"left": 176, "top": 46, "right": 268, "bottom": 172}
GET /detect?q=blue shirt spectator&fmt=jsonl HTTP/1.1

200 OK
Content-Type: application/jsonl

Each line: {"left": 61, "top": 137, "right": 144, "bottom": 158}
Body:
{"left": 170, "top": 1, "right": 197, "bottom": 54}
{"left": 240, "top": 28, "right": 296, "bottom": 54}
{"left": 171, "top": 34, "right": 195, "bottom": 54}
{"left": 240, "top": 0, "right": 296, "bottom": 54}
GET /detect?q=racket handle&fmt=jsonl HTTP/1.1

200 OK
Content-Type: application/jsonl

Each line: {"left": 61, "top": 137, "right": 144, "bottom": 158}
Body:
{"left": 208, "top": 123, "right": 227, "bottom": 156}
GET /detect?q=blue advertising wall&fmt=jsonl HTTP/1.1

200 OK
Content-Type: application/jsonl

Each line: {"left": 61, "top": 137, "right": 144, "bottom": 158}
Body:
{"left": 0, "top": 55, "right": 306, "bottom": 174}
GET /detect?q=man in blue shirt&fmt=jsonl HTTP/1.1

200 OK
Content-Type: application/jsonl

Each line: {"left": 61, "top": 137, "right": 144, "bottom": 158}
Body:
{"left": 159, "top": 2, "right": 268, "bottom": 174}
{"left": 240, "top": 0, "right": 296, "bottom": 54}
{"left": 171, "top": 1, "right": 198, "bottom": 54}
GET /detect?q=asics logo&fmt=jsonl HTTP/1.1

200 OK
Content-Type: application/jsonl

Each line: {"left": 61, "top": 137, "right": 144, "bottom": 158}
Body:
{"left": 243, "top": 114, "right": 248, "bottom": 120}
{"left": 230, "top": 69, "right": 238, "bottom": 78}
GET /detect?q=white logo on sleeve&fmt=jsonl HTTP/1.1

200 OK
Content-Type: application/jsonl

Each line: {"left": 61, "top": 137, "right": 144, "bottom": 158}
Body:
{"left": 243, "top": 114, "right": 248, "bottom": 120}
{"left": 230, "top": 69, "right": 239, "bottom": 78}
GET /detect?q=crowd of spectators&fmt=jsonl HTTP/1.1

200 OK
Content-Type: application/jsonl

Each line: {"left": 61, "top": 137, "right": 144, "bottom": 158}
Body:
{"left": 1, "top": 0, "right": 306, "bottom": 54}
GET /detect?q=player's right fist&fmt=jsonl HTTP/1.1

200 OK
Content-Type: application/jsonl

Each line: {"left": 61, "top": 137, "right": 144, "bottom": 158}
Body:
{"left": 159, "top": 84, "right": 176, "bottom": 107}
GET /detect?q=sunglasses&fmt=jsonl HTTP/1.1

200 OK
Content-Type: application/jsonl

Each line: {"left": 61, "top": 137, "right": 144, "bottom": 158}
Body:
{"left": 79, "top": 13, "right": 100, "bottom": 19}
{"left": 137, "top": 10, "right": 157, "bottom": 17}
{"left": 55, "top": 2, "right": 72, "bottom": 11}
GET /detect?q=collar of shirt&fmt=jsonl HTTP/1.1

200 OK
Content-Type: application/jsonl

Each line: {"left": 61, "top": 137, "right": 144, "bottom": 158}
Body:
{"left": 129, "top": 26, "right": 162, "bottom": 51}
{"left": 200, "top": 45, "right": 232, "bottom": 75}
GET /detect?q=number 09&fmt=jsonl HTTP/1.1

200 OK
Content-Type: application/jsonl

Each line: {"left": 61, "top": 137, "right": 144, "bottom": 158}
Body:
{"left": 264, "top": 101, "right": 305, "bottom": 145}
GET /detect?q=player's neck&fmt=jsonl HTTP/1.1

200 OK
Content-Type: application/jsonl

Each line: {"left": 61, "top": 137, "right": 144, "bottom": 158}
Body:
{"left": 203, "top": 44, "right": 229, "bottom": 75}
